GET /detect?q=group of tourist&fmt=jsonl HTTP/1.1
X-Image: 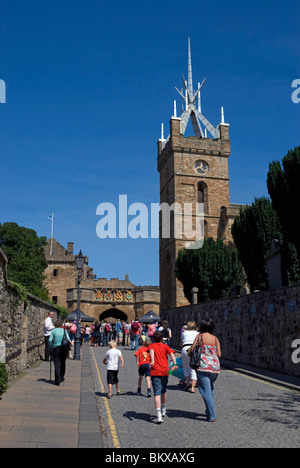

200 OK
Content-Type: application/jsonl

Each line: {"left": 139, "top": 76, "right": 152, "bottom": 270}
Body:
{"left": 103, "top": 330, "right": 177, "bottom": 423}
{"left": 43, "top": 312, "right": 221, "bottom": 423}
{"left": 79, "top": 318, "right": 172, "bottom": 350}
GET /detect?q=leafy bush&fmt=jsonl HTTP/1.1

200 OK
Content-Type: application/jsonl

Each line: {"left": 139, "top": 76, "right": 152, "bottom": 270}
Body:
{"left": 0, "top": 222, "right": 49, "bottom": 301}
{"left": 0, "top": 363, "right": 8, "bottom": 397}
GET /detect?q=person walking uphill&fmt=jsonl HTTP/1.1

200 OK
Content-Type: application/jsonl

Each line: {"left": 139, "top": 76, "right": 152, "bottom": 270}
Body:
{"left": 48, "top": 319, "right": 72, "bottom": 386}
{"left": 130, "top": 320, "right": 141, "bottom": 351}
{"left": 103, "top": 340, "right": 124, "bottom": 399}
{"left": 115, "top": 319, "right": 122, "bottom": 346}
{"left": 43, "top": 311, "right": 55, "bottom": 361}
{"left": 190, "top": 318, "right": 221, "bottom": 422}
{"left": 180, "top": 321, "right": 198, "bottom": 392}
{"left": 134, "top": 338, "right": 152, "bottom": 397}
{"left": 149, "top": 331, "right": 177, "bottom": 424}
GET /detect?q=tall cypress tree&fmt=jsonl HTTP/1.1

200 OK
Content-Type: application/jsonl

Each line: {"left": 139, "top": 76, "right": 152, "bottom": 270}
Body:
{"left": 231, "top": 197, "right": 300, "bottom": 291}
{"left": 175, "top": 237, "right": 242, "bottom": 303}
{"left": 267, "top": 146, "right": 300, "bottom": 258}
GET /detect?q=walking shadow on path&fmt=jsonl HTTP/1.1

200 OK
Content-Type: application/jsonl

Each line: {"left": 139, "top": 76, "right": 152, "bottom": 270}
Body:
{"left": 166, "top": 409, "right": 206, "bottom": 421}
{"left": 123, "top": 408, "right": 206, "bottom": 424}
{"left": 123, "top": 410, "right": 155, "bottom": 424}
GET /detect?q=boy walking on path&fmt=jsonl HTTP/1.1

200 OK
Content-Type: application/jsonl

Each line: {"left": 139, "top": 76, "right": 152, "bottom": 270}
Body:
{"left": 103, "top": 340, "right": 124, "bottom": 399}
{"left": 134, "top": 338, "right": 152, "bottom": 397}
{"left": 149, "top": 331, "right": 178, "bottom": 424}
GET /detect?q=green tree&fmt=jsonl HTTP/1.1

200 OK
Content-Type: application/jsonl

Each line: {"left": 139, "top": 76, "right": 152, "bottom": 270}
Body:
{"left": 267, "top": 146, "right": 300, "bottom": 258}
{"left": 231, "top": 197, "right": 300, "bottom": 291}
{"left": 0, "top": 222, "right": 49, "bottom": 300}
{"left": 55, "top": 305, "right": 69, "bottom": 321}
{"left": 175, "top": 237, "right": 242, "bottom": 303}
{"left": 0, "top": 363, "right": 8, "bottom": 397}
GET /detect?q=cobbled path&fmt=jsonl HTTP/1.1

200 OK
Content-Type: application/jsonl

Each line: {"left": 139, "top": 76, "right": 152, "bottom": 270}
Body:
{"left": 90, "top": 345, "right": 300, "bottom": 449}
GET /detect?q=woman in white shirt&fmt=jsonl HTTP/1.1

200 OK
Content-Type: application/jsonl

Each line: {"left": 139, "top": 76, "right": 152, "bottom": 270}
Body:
{"left": 43, "top": 311, "right": 55, "bottom": 361}
{"left": 180, "top": 321, "right": 198, "bottom": 392}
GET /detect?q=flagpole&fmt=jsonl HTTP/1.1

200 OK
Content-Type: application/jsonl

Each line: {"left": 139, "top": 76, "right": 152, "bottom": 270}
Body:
{"left": 50, "top": 213, "right": 54, "bottom": 256}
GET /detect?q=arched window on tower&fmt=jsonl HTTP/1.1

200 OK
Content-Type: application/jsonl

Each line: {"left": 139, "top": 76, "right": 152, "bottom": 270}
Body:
{"left": 197, "top": 182, "right": 209, "bottom": 215}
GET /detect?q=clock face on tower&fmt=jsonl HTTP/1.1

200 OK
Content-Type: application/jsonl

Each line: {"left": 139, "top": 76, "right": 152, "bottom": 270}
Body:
{"left": 194, "top": 160, "right": 209, "bottom": 175}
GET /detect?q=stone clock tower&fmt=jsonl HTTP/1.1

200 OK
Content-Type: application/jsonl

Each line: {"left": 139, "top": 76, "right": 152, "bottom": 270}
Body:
{"left": 158, "top": 38, "right": 242, "bottom": 311}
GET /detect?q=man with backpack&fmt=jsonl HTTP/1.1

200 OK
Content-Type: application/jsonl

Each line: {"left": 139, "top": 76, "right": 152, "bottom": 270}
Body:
{"left": 130, "top": 320, "right": 141, "bottom": 351}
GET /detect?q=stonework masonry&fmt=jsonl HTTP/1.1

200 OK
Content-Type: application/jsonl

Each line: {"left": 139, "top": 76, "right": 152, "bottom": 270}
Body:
{"left": 0, "top": 248, "right": 58, "bottom": 381}
{"left": 161, "top": 283, "right": 300, "bottom": 377}
{"left": 158, "top": 118, "right": 244, "bottom": 311}
{"left": 1, "top": 244, "right": 299, "bottom": 380}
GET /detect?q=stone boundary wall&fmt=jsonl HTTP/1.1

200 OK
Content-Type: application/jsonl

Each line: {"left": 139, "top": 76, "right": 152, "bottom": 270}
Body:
{"left": 0, "top": 249, "right": 57, "bottom": 380}
{"left": 161, "top": 284, "right": 300, "bottom": 377}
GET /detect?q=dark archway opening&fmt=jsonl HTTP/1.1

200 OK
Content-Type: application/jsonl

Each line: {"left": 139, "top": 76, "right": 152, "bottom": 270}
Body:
{"left": 99, "top": 308, "right": 128, "bottom": 322}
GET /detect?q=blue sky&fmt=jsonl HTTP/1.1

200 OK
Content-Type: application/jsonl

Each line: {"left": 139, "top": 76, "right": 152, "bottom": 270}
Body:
{"left": 1, "top": 0, "right": 299, "bottom": 286}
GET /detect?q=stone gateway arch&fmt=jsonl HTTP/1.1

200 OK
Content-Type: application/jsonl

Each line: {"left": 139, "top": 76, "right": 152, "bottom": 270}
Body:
{"left": 44, "top": 239, "right": 160, "bottom": 323}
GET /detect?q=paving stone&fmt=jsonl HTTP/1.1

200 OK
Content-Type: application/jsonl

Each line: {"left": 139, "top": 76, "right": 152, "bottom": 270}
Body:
{"left": 90, "top": 345, "right": 300, "bottom": 449}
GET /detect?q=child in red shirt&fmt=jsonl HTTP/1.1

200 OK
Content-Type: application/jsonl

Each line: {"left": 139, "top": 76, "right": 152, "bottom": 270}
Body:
{"left": 134, "top": 338, "right": 152, "bottom": 397}
{"left": 149, "top": 331, "right": 177, "bottom": 424}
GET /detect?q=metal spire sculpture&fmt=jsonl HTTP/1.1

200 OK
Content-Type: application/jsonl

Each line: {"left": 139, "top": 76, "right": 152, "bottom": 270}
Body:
{"left": 175, "top": 37, "right": 219, "bottom": 139}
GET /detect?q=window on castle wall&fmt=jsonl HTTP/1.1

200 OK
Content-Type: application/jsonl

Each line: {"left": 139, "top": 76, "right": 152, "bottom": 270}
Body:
{"left": 52, "top": 296, "right": 58, "bottom": 304}
{"left": 53, "top": 269, "right": 58, "bottom": 277}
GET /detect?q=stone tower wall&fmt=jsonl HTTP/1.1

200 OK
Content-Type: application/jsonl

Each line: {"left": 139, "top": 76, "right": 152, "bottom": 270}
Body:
{"left": 158, "top": 117, "right": 233, "bottom": 310}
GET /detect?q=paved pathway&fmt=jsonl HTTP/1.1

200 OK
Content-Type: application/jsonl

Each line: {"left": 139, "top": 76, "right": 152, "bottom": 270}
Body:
{"left": 0, "top": 342, "right": 299, "bottom": 449}
{"left": 0, "top": 345, "right": 101, "bottom": 448}
{"left": 91, "top": 345, "right": 300, "bottom": 449}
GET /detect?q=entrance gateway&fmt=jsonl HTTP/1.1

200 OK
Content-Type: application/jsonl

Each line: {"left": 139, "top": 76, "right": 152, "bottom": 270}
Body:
{"left": 43, "top": 238, "right": 160, "bottom": 323}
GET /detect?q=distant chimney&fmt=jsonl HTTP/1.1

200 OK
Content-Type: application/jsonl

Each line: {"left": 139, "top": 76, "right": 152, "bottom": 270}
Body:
{"left": 67, "top": 242, "right": 74, "bottom": 255}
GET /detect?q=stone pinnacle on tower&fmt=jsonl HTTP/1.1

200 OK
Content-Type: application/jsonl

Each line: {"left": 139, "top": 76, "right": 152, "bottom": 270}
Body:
{"left": 174, "top": 37, "right": 220, "bottom": 140}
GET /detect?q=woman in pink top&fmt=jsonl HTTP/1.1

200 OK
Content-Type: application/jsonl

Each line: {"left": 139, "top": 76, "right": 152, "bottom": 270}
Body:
{"left": 84, "top": 326, "right": 91, "bottom": 343}
{"left": 191, "top": 318, "right": 221, "bottom": 422}
{"left": 147, "top": 322, "right": 157, "bottom": 342}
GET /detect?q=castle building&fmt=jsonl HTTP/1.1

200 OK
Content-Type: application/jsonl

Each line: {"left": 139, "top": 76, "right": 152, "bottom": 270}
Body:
{"left": 44, "top": 238, "right": 160, "bottom": 322}
{"left": 45, "top": 38, "right": 243, "bottom": 317}
{"left": 158, "top": 38, "right": 244, "bottom": 310}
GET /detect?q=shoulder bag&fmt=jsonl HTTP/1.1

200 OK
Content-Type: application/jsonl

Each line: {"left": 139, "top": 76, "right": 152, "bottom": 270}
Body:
{"left": 189, "top": 333, "right": 203, "bottom": 370}
{"left": 61, "top": 329, "right": 71, "bottom": 351}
